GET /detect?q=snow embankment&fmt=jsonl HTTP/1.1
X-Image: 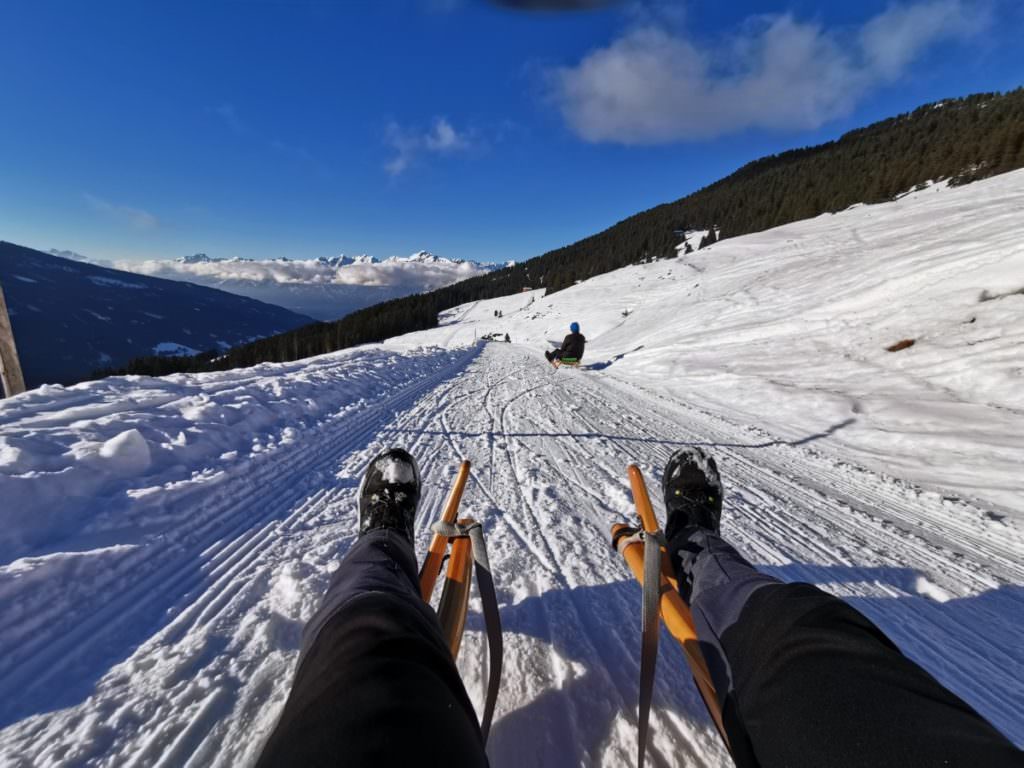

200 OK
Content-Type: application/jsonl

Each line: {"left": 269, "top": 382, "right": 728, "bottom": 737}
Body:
{"left": 422, "top": 170, "right": 1024, "bottom": 519}
{"left": 0, "top": 345, "right": 477, "bottom": 563}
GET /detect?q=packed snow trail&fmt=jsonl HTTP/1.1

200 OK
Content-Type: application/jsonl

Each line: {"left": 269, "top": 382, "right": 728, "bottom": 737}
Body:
{"left": 2, "top": 341, "right": 1021, "bottom": 767}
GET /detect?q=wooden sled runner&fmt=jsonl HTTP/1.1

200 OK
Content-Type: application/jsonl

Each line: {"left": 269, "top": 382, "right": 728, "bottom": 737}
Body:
{"left": 612, "top": 464, "right": 731, "bottom": 767}
{"left": 419, "top": 460, "right": 504, "bottom": 742}
{"left": 550, "top": 356, "right": 581, "bottom": 369}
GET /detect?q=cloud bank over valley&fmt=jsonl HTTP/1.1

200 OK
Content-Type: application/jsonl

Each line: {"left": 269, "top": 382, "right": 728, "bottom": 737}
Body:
{"left": 112, "top": 252, "right": 505, "bottom": 321}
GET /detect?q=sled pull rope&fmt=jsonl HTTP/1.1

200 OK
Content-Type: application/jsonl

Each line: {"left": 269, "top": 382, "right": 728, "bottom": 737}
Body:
{"left": 431, "top": 519, "right": 504, "bottom": 743}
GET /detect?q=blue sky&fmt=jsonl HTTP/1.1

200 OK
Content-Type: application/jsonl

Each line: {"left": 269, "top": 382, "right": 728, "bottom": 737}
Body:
{"left": 1, "top": 0, "right": 1021, "bottom": 265}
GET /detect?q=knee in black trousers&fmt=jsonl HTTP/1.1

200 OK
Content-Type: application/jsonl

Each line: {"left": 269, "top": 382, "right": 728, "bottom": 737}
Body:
{"left": 675, "top": 529, "right": 1020, "bottom": 768}
{"left": 255, "top": 532, "right": 488, "bottom": 767}
{"left": 715, "top": 582, "right": 1021, "bottom": 768}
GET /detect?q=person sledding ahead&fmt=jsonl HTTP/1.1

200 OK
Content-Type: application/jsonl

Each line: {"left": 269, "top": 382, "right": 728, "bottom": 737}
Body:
{"left": 545, "top": 321, "right": 585, "bottom": 367}
{"left": 615, "top": 447, "right": 1022, "bottom": 768}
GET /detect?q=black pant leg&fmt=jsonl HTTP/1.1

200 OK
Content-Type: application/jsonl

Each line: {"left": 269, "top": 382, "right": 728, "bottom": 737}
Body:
{"left": 675, "top": 529, "right": 1022, "bottom": 768}
{"left": 255, "top": 530, "right": 488, "bottom": 767}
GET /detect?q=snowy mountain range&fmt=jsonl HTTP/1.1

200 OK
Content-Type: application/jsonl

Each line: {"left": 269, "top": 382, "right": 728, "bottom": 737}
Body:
{"left": 0, "top": 242, "right": 314, "bottom": 387}
{"left": 110, "top": 251, "right": 506, "bottom": 321}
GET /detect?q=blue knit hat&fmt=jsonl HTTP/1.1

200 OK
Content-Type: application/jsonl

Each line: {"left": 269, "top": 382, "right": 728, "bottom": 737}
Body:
{"left": 570, "top": 322, "right": 580, "bottom": 333}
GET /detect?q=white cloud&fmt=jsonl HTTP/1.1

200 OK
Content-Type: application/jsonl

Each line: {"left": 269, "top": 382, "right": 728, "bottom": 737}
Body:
{"left": 84, "top": 193, "right": 159, "bottom": 230}
{"left": 212, "top": 103, "right": 245, "bottom": 134}
{"left": 860, "top": 1, "right": 986, "bottom": 79}
{"left": 550, "top": 0, "right": 983, "bottom": 144}
{"left": 385, "top": 117, "right": 473, "bottom": 175}
{"left": 113, "top": 252, "right": 497, "bottom": 290}
{"left": 424, "top": 118, "right": 470, "bottom": 151}
{"left": 109, "top": 252, "right": 503, "bottom": 320}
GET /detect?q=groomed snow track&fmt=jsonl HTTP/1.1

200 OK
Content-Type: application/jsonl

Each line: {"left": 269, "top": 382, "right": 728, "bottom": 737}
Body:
{"left": 2, "top": 342, "right": 1021, "bottom": 766}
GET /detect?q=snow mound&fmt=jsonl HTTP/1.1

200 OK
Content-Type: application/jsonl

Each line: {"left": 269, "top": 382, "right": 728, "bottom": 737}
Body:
{"left": 0, "top": 344, "right": 475, "bottom": 563}
{"left": 96, "top": 429, "right": 152, "bottom": 475}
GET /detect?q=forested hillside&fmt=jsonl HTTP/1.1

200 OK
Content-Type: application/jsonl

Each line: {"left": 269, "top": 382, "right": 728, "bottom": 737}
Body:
{"left": 104, "top": 88, "right": 1024, "bottom": 379}
{"left": 0, "top": 242, "right": 312, "bottom": 387}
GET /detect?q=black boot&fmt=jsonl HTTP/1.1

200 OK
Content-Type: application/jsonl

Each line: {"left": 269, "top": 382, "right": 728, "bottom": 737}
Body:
{"left": 662, "top": 447, "right": 723, "bottom": 542}
{"left": 358, "top": 448, "right": 421, "bottom": 542}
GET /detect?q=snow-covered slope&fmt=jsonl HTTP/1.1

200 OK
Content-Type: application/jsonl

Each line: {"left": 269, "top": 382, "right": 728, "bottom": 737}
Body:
{"left": 428, "top": 171, "right": 1024, "bottom": 518}
{"left": 1, "top": 171, "right": 1022, "bottom": 766}
{"left": 112, "top": 251, "right": 504, "bottom": 321}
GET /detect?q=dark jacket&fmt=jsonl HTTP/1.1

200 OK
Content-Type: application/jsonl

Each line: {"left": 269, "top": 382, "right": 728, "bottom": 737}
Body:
{"left": 560, "top": 332, "right": 585, "bottom": 359}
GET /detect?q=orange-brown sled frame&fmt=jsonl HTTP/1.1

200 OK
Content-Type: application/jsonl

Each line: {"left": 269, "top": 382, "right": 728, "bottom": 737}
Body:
{"left": 613, "top": 464, "right": 731, "bottom": 759}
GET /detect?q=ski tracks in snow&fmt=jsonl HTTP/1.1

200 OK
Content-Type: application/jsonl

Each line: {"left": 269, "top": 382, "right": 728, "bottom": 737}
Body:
{"left": 2, "top": 342, "right": 1022, "bottom": 766}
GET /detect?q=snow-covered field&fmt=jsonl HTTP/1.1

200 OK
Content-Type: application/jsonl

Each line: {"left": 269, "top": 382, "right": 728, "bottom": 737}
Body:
{"left": 2, "top": 171, "right": 1022, "bottom": 766}
{"left": 428, "top": 171, "right": 1024, "bottom": 519}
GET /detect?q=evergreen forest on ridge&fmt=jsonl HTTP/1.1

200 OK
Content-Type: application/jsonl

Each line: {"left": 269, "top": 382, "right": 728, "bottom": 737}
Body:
{"left": 103, "top": 88, "right": 1024, "bottom": 379}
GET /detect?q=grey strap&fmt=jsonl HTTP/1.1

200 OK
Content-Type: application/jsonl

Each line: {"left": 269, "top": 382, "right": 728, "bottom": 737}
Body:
{"left": 467, "top": 523, "right": 503, "bottom": 742}
{"left": 638, "top": 530, "right": 666, "bottom": 768}
{"left": 429, "top": 519, "right": 504, "bottom": 744}
{"left": 431, "top": 519, "right": 475, "bottom": 539}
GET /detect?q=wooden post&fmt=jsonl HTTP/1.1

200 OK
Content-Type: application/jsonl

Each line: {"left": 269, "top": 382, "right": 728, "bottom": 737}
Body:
{"left": 0, "top": 280, "right": 27, "bottom": 398}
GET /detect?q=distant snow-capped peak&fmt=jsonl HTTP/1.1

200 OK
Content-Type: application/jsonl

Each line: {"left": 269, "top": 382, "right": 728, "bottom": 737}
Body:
{"left": 384, "top": 251, "right": 481, "bottom": 266}
{"left": 317, "top": 254, "right": 380, "bottom": 267}
{"left": 174, "top": 252, "right": 461, "bottom": 268}
{"left": 399, "top": 250, "right": 448, "bottom": 264}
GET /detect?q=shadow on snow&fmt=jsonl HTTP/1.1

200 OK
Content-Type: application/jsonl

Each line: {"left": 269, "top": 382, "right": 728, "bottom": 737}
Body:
{"left": 468, "top": 569, "right": 1023, "bottom": 766}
